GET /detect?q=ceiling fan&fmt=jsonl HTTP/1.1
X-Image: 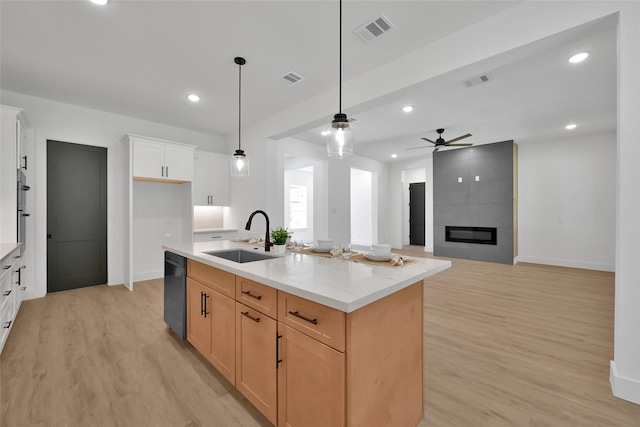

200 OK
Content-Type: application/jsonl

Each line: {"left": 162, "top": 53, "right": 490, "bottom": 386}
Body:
{"left": 406, "top": 128, "right": 473, "bottom": 153}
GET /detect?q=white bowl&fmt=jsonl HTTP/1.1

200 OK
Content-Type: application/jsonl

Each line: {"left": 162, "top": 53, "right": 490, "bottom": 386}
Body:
{"left": 371, "top": 244, "right": 392, "bottom": 255}
{"left": 317, "top": 239, "right": 334, "bottom": 249}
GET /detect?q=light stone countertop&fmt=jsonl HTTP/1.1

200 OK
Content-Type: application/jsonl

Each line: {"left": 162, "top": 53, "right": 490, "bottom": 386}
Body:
{"left": 163, "top": 240, "right": 451, "bottom": 313}
{"left": 0, "top": 242, "right": 21, "bottom": 264}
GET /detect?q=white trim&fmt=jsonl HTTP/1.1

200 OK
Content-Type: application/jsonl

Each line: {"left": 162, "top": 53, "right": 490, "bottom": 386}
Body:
{"left": 516, "top": 256, "right": 614, "bottom": 272}
{"left": 133, "top": 270, "right": 163, "bottom": 283}
{"left": 610, "top": 361, "right": 640, "bottom": 405}
{"left": 513, "top": 255, "right": 520, "bottom": 265}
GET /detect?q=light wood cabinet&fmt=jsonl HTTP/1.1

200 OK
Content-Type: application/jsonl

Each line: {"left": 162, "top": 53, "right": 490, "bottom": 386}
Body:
{"left": 236, "top": 302, "right": 278, "bottom": 425}
{"left": 186, "top": 263, "right": 236, "bottom": 385}
{"left": 186, "top": 278, "right": 211, "bottom": 356}
{"left": 193, "top": 151, "right": 230, "bottom": 206}
{"left": 184, "top": 259, "right": 424, "bottom": 427}
{"left": 129, "top": 135, "right": 195, "bottom": 183}
{"left": 277, "top": 324, "right": 345, "bottom": 427}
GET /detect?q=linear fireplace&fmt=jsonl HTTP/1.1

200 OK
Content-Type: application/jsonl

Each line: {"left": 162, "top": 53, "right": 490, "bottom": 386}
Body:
{"left": 445, "top": 226, "right": 497, "bottom": 245}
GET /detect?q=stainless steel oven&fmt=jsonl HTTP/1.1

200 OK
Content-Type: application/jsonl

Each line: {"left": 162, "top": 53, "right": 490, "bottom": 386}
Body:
{"left": 17, "top": 169, "right": 30, "bottom": 253}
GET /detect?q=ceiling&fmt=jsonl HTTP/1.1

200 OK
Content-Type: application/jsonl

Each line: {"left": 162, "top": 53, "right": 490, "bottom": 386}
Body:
{"left": 1, "top": 1, "right": 616, "bottom": 163}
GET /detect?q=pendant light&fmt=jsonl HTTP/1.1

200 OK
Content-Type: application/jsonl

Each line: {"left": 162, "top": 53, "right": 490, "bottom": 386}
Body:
{"left": 231, "top": 56, "right": 249, "bottom": 177}
{"left": 326, "top": 0, "right": 354, "bottom": 159}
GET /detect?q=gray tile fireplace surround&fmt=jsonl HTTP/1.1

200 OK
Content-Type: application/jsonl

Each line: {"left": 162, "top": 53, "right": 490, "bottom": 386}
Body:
{"left": 433, "top": 140, "right": 516, "bottom": 265}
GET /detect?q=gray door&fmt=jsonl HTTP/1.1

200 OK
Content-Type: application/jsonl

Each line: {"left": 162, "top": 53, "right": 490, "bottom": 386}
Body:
{"left": 409, "top": 182, "right": 425, "bottom": 246}
{"left": 47, "top": 140, "right": 107, "bottom": 292}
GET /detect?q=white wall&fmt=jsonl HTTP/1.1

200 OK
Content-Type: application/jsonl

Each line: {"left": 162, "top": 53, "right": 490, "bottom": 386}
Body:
{"left": 0, "top": 90, "right": 224, "bottom": 298}
{"left": 518, "top": 132, "right": 616, "bottom": 271}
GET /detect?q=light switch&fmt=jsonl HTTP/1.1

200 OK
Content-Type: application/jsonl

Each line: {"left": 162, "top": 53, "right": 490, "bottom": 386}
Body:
{"left": 475, "top": 176, "right": 480, "bottom": 181}
{"left": 458, "top": 177, "right": 463, "bottom": 183}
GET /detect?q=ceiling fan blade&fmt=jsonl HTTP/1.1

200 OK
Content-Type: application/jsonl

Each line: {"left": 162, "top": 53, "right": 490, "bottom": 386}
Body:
{"left": 433, "top": 147, "right": 440, "bottom": 153}
{"left": 446, "top": 134, "right": 472, "bottom": 144}
{"left": 421, "top": 137, "right": 436, "bottom": 144}
{"left": 406, "top": 146, "right": 430, "bottom": 151}
{"left": 446, "top": 143, "right": 474, "bottom": 147}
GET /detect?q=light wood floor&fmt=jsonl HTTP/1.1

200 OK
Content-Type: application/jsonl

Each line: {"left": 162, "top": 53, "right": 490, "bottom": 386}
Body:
{"left": 3, "top": 255, "right": 640, "bottom": 426}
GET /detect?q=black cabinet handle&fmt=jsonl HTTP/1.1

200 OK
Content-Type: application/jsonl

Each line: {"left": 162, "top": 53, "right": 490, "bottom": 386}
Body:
{"left": 288, "top": 310, "right": 318, "bottom": 325}
{"left": 3, "top": 290, "right": 11, "bottom": 296}
{"left": 200, "top": 291, "right": 209, "bottom": 318}
{"left": 3, "top": 321, "right": 11, "bottom": 329}
{"left": 23, "top": 155, "right": 27, "bottom": 170}
{"left": 242, "top": 290, "right": 262, "bottom": 301}
{"left": 276, "top": 333, "right": 283, "bottom": 369}
{"left": 241, "top": 311, "right": 260, "bottom": 323}
{"left": 2, "top": 266, "right": 10, "bottom": 270}
{"left": 166, "top": 166, "right": 169, "bottom": 177}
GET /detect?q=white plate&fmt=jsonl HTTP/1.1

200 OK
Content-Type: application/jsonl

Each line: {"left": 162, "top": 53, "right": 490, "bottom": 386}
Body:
{"left": 364, "top": 252, "right": 392, "bottom": 262}
{"left": 312, "top": 247, "right": 332, "bottom": 253}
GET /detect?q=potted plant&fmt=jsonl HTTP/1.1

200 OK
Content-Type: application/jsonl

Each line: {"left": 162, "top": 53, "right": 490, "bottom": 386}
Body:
{"left": 270, "top": 227, "right": 292, "bottom": 255}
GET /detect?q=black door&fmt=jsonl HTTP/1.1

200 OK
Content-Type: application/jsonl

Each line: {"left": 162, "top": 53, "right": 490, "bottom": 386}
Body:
{"left": 409, "top": 182, "right": 425, "bottom": 246}
{"left": 47, "top": 140, "right": 107, "bottom": 292}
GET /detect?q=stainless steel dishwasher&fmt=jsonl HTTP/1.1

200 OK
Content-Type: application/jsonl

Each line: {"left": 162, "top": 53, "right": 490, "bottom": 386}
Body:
{"left": 164, "top": 251, "right": 186, "bottom": 339}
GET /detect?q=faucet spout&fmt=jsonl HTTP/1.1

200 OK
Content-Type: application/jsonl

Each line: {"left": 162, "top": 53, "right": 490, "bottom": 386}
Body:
{"left": 245, "top": 210, "right": 272, "bottom": 252}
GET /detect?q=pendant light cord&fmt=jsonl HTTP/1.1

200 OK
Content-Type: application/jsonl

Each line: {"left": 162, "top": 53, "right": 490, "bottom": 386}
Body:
{"left": 238, "top": 61, "right": 242, "bottom": 151}
{"left": 339, "top": 0, "right": 342, "bottom": 114}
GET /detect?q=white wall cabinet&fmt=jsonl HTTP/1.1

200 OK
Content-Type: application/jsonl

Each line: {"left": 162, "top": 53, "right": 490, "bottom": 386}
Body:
{"left": 193, "top": 151, "right": 229, "bottom": 206}
{"left": 130, "top": 136, "right": 195, "bottom": 183}
{"left": 1, "top": 245, "right": 22, "bottom": 354}
{"left": 1, "top": 106, "right": 27, "bottom": 244}
{"left": 193, "top": 230, "right": 238, "bottom": 242}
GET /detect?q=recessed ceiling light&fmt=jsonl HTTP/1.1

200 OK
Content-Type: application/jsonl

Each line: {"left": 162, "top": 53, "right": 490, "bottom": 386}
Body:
{"left": 569, "top": 52, "right": 589, "bottom": 63}
{"left": 565, "top": 123, "right": 577, "bottom": 130}
{"left": 402, "top": 106, "right": 414, "bottom": 113}
{"left": 391, "top": 154, "right": 398, "bottom": 158}
{"left": 90, "top": 0, "right": 109, "bottom": 5}
{"left": 187, "top": 94, "right": 200, "bottom": 102}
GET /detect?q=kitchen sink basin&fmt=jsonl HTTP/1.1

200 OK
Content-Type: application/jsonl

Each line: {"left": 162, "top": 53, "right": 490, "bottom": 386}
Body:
{"left": 203, "top": 249, "right": 276, "bottom": 263}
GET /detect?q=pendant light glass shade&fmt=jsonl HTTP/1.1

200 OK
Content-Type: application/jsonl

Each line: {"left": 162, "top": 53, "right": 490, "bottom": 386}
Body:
{"left": 327, "top": 0, "right": 354, "bottom": 159}
{"left": 231, "top": 56, "right": 249, "bottom": 177}
{"left": 326, "top": 113, "right": 354, "bottom": 158}
{"left": 231, "top": 149, "right": 249, "bottom": 176}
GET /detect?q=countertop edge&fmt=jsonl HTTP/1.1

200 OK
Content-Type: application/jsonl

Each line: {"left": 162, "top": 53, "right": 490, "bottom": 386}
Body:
{"left": 0, "top": 242, "right": 22, "bottom": 263}
{"left": 163, "top": 242, "right": 451, "bottom": 313}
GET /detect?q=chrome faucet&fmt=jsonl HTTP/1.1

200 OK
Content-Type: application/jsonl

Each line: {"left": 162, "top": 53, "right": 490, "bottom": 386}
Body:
{"left": 245, "top": 210, "right": 272, "bottom": 252}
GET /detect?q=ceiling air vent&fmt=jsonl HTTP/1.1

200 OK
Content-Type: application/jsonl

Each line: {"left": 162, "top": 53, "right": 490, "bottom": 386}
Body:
{"left": 281, "top": 71, "right": 305, "bottom": 86}
{"left": 355, "top": 14, "right": 394, "bottom": 44}
{"left": 463, "top": 73, "right": 493, "bottom": 88}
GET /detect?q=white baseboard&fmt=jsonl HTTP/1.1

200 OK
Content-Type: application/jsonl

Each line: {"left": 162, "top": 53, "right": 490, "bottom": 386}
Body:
{"left": 516, "top": 255, "right": 614, "bottom": 272}
{"left": 610, "top": 361, "right": 640, "bottom": 404}
{"left": 133, "top": 270, "right": 163, "bottom": 282}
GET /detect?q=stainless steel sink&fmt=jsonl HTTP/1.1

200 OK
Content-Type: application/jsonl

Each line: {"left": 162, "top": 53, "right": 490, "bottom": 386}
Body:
{"left": 203, "top": 249, "right": 276, "bottom": 263}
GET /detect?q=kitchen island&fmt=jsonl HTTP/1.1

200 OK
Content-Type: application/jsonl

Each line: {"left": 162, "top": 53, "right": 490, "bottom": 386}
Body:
{"left": 163, "top": 241, "right": 451, "bottom": 427}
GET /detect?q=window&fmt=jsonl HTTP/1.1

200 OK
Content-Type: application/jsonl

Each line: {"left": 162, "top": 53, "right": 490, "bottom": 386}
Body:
{"left": 289, "top": 185, "right": 307, "bottom": 229}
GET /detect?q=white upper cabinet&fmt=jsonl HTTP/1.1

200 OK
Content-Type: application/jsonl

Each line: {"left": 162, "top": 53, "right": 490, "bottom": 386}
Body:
{"left": 128, "top": 135, "right": 196, "bottom": 182}
{"left": 1, "top": 105, "right": 28, "bottom": 244}
{"left": 193, "top": 151, "right": 229, "bottom": 206}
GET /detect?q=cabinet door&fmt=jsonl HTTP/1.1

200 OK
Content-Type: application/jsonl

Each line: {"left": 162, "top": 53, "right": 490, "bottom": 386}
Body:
{"left": 164, "top": 145, "right": 194, "bottom": 182}
{"left": 208, "top": 290, "right": 236, "bottom": 385}
{"left": 193, "top": 153, "right": 213, "bottom": 205}
{"left": 210, "top": 156, "right": 230, "bottom": 206}
{"left": 186, "top": 278, "right": 211, "bottom": 356}
{"left": 132, "top": 140, "right": 164, "bottom": 179}
{"left": 278, "top": 324, "right": 345, "bottom": 427}
{"left": 235, "top": 302, "right": 277, "bottom": 425}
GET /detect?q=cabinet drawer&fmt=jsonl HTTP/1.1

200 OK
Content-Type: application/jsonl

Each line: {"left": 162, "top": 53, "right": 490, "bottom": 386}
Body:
{"left": 236, "top": 277, "right": 277, "bottom": 319}
{"left": 278, "top": 291, "right": 346, "bottom": 352}
{"left": 187, "top": 260, "right": 235, "bottom": 298}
